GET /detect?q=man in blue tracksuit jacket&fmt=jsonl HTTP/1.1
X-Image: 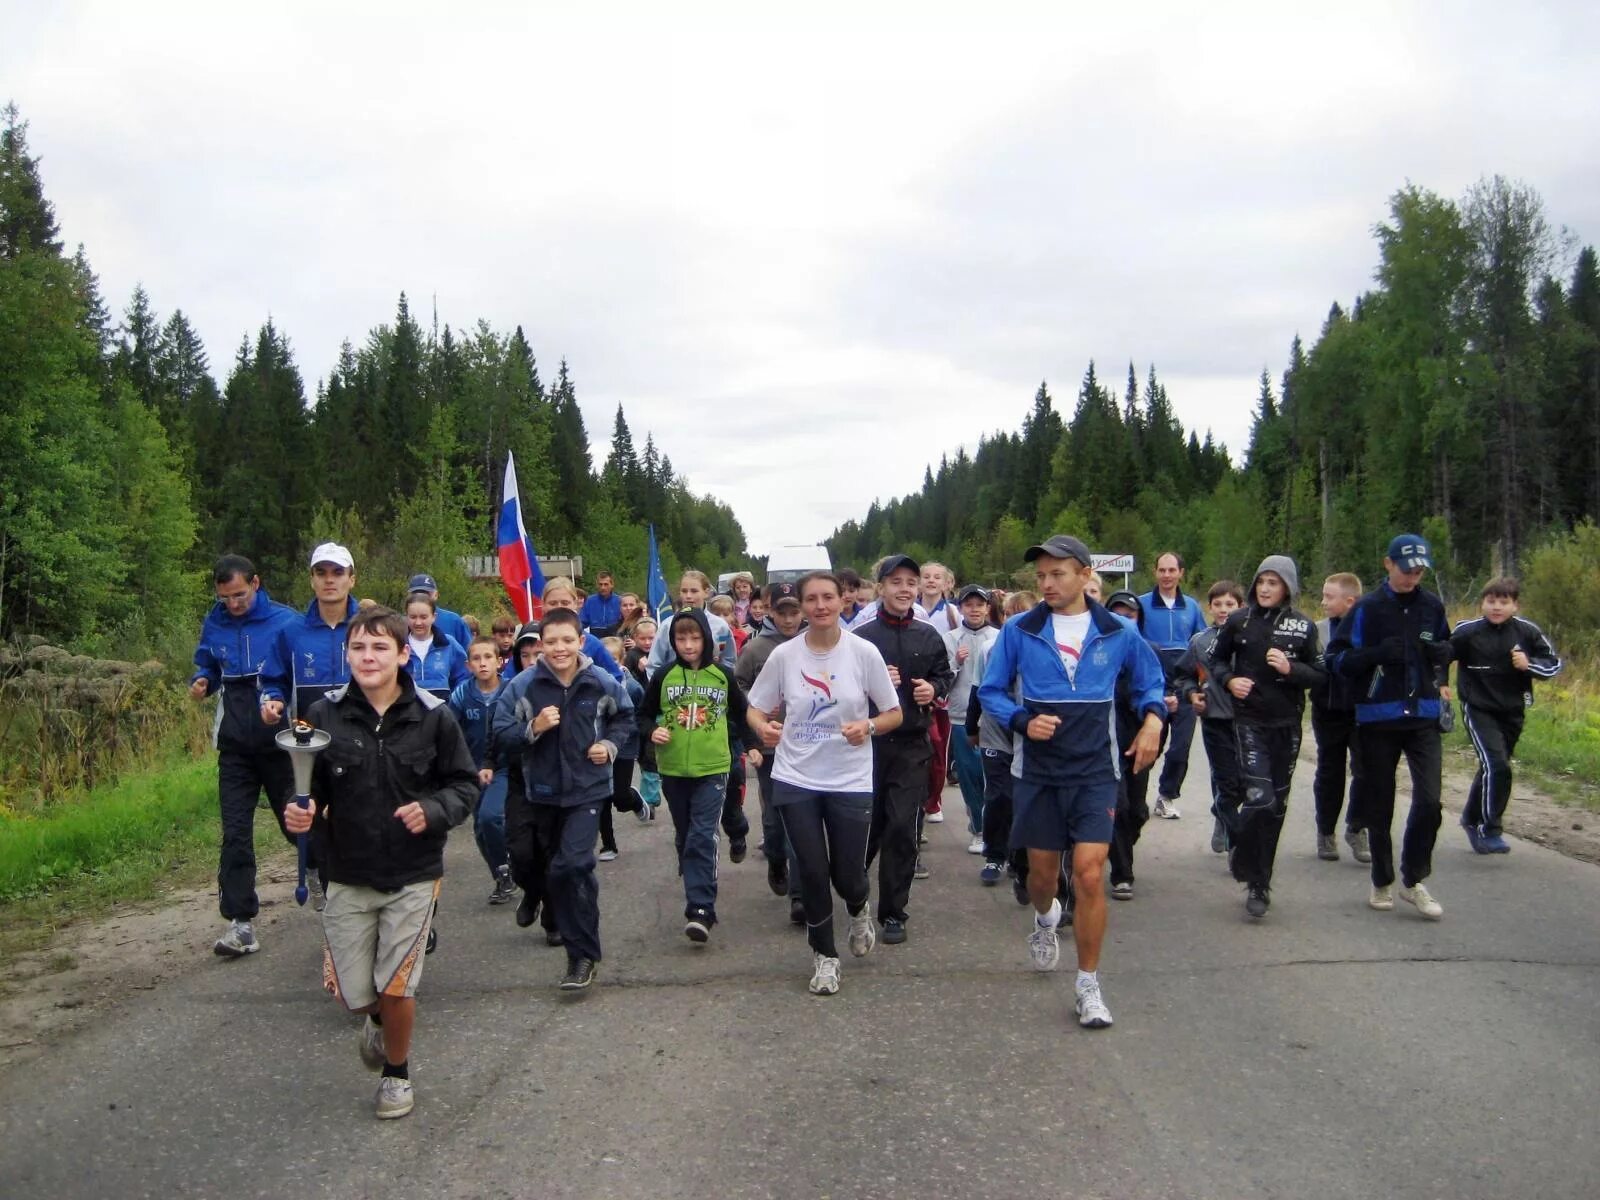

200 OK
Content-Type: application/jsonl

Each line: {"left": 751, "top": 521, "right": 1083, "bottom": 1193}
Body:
{"left": 189, "top": 554, "right": 300, "bottom": 958}
{"left": 1140, "top": 551, "right": 1208, "bottom": 818}
{"left": 979, "top": 535, "right": 1166, "bottom": 1031}
{"left": 1326, "top": 533, "right": 1453, "bottom": 920}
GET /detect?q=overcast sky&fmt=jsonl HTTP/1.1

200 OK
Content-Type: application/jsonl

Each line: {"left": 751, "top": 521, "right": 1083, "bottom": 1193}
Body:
{"left": 6, "top": 2, "right": 1599, "bottom": 556}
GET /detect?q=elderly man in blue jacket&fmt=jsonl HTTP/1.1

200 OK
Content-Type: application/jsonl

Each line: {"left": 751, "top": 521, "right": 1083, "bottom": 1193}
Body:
{"left": 189, "top": 554, "right": 299, "bottom": 958}
{"left": 979, "top": 535, "right": 1166, "bottom": 1031}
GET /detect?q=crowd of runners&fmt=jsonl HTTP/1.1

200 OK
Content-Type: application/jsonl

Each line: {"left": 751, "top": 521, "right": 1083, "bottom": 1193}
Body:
{"left": 188, "top": 530, "right": 1562, "bottom": 1118}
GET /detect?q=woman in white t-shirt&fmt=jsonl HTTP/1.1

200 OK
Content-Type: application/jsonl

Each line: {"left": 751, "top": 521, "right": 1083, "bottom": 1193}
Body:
{"left": 747, "top": 571, "right": 903, "bottom": 996}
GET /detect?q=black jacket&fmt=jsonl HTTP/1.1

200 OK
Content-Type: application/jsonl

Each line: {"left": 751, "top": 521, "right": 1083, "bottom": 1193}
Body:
{"left": 1172, "top": 625, "right": 1233, "bottom": 722}
{"left": 304, "top": 675, "right": 478, "bottom": 890}
{"left": 849, "top": 606, "right": 955, "bottom": 740}
{"left": 1209, "top": 604, "right": 1324, "bottom": 727}
{"left": 1450, "top": 616, "right": 1561, "bottom": 713}
{"left": 1327, "top": 582, "right": 1452, "bottom": 727}
{"left": 1311, "top": 614, "right": 1359, "bottom": 712}
{"left": 492, "top": 655, "right": 635, "bottom": 808}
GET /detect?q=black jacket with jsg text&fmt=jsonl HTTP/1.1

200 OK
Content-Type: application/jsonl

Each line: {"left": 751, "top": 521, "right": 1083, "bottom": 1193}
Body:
{"left": 304, "top": 674, "right": 478, "bottom": 891}
{"left": 1207, "top": 557, "right": 1324, "bottom": 728}
{"left": 1449, "top": 615, "right": 1562, "bottom": 714}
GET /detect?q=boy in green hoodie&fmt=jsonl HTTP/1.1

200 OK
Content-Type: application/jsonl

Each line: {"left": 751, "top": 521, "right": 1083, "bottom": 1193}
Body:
{"left": 637, "top": 608, "right": 753, "bottom": 942}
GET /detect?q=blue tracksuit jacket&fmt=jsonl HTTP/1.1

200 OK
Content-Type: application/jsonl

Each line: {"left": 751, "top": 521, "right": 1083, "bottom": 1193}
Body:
{"left": 260, "top": 596, "right": 359, "bottom": 719}
{"left": 191, "top": 587, "right": 298, "bottom": 753}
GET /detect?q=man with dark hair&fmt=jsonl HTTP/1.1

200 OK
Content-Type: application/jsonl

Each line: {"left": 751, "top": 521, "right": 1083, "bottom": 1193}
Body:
{"left": 579, "top": 571, "right": 623, "bottom": 637}
{"left": 190, "top": 554, "right": 299, "bottom": 957}
{"left": 1139, "top": 551, "right": 1208, "bottom": 819}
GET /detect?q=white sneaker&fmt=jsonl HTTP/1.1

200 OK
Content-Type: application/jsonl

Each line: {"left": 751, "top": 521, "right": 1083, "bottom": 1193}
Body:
{"left": 1075, "top": 980, "right": 1114, "bottom": 1028}
{"left": 927, "top": 809, "right": 945, "bottom": 824}
{"left": 1028, "top": 906, "right": 1061, "bottom": 972}
{"left": 848, "top": 908, "right": 876, "bottom": 958}
{"left": 1398, "top": 882, "right": 1443, "bottom": 920}
{"left": 212, "top": 919, "right": 259, "bottom": 957}
{"left": 967, "top": 834, "right": 985, "bottom": 855}
{"left": 597, "top": 849, "right": 618, "bottom": 862}
{"left": 1153, "top": 796, "right": 1180, "bottom": 819}
{"left": 1368, "top": 884, "right": 1395, "bottom": 911}
{"left": 359, "top": 1015, "right": 386, "bottom": 1071}
{"left": 374, "top": 1075, "right": 415, "bottom": 1119}
{"left": 808, "top": 953, "right": 841, "bottom": 995}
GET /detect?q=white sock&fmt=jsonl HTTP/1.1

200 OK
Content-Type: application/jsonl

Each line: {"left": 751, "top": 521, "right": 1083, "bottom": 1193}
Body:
{"left": 1035, "top": 898, "right": 1061, "bottom": 929}
{"left": 1076, "top": 969, "right": 1098, "bottom": 992}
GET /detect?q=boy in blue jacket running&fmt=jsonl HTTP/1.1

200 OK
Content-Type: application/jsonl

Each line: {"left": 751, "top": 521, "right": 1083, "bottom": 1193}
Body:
{"left": 979, "top": 535, "right": 1165, "bottom": 1030}
{"left": 448, "top": 636, "right": 515, "bottom": 905}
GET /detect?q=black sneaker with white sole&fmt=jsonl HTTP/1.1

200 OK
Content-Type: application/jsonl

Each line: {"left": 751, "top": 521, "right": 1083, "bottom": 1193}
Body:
{"left": 684, "top": 908, "right": 713, "bottom": 943}
{"left": 560, "top": 957, "right": 598, "bottom": 991}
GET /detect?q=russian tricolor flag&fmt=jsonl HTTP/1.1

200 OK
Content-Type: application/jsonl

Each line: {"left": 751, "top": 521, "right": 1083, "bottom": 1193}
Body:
{"left": 498, "top": 452, "right": 545, "bottom": 622}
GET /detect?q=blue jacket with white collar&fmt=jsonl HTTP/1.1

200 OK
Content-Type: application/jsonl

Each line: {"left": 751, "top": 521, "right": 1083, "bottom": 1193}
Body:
{"left": 978, "top": 600, "right": 1166, "bottom": 784}
{"left": 260, "top": 596, "right": 359, "bottom": 719}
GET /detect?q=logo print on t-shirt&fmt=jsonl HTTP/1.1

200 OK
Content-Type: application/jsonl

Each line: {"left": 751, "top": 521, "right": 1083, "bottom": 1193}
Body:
{"left": 801, "top": 671, "right": 838, "bottom": 721}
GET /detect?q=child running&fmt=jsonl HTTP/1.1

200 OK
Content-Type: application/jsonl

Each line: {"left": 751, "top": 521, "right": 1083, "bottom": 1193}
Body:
{"left": 638, "top": 608, "right": 753, "bottom": 942}
{"left": 285, "top": 606, "right": 477, "bottom": 1119}
{"left": 746, "top": 571, "right": 903, "bottom": 995}
{"left": 447, "top": 635, "right": 516, "bottom": 904}
{"left": 1171, "top": 581, "right": 1245, "bottom": 856}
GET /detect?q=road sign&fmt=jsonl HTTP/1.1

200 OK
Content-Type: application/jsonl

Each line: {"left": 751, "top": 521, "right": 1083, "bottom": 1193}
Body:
{"left": 1092, "top": 553, "right": 1134, "bottom": 573}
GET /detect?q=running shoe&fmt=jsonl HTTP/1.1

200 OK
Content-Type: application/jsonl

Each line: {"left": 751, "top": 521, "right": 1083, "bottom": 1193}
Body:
{"left": 967, "top": 834, "right": 985, "bottom": 855}
{"left": 516, "top": 893, "right": 539, "bottom": 928}
{"left": 212, "top": 920, "right": 259, "bottom": 958}
{"left": 913, "top": 857, "right": 930, "bottom": 880}
{"left": 359, "top": 1016, "right": 386, "bottom": 1071}
{"left": 598, "top": 848, "right": 619, "bottom": 862}
{"left": 1075, "top": 980, "right": 1114, "bottom": 1029}
{"left": 1344, "top": 827, "right": 1372, "bottom": 863}
{"left": 1211, "top": 817, "right": 1228, "bottom": 853}
{"left": 1245, "top": 884, "right": 1270, "bottom": 918}
{"left": 631, "top": 787, "right": 650, "bottom": 823}
{"left": 1368, "top": 884, "right": 1395, "bottom": 911}
{"left": 881, "top": 918, "right": 906, "bottom": 945}
{"left": 980, "top": 862, "right": 1003, "bottom": 886}
{"left": 848, "top": 908, "right": 876, "bottom": 957}
{"left": 1482, "top": 833, "right": 1511, "bottom": 854}
{"left": 926, "top": 808, "right": 944, "bottom": 823}
{"left": 425, "top": 926, "right": 437, "bottom": 955}
{"left": 560, "top": 958, "right": 598, "bottom": 991}
{"left": 684, "top": 909, "right": 712, "bottom": 944}
{"left": 1110, "top": 881, "right": 1133, "bottom": 901}
{"left": 1462, "top": 822, "right": 1487, "bottom": 854}
{"left": 789, "top": 898, "right": 807, "bottom": 926}
{"left": 1152, "top": 796, "right": 1180, "bottom": 819}
{"left": 1012, "top": 876, "right": 1030, "bottom": 906}
{"left": 374, "top": 1075, "right": 415, "bottom": 1119}
{"left": 1398, "top": 882, "right": 1443, "bottom": 920}
{"left": 767, "top": 857, "right": 789, "bottom": 896}
{"left": 488, "top": 866, "right": 517, "bottom": 905}
{"left": 808, "top": 953, "right": 841, "bottom": 995}
{"left": 1027, "top": 910, "right": 1060, "bottom": 972}
{"left": 730, "top": 838, "right": 747, "bottom": 864}
{"left": 1316, "top": 834, "right": 1339, "bottom": 861}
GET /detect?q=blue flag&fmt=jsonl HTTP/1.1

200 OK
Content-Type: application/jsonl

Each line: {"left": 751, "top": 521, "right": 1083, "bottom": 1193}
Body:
{"left": 646, "top": 524, "right": 673, "bottom": 621}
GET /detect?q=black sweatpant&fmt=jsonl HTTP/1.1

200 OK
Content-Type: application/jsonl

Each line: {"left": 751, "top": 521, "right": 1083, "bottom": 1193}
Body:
{"left": 865, "top": 735, "right": 932, "bottom": 924}
{"left": 775, "top": 785, "right": 872, "bottom": 959}
{"left": 598, "top": 756, "right": 643, "bottom": 853}
{"left": 1199, "top": 717, "right": 1241, "bottom": 830}
{"left": 505, "top": 775, "right": 559, "bottom": 934}
{"left": 980, "top": 748, "right": 1021, "bottom": 871}
{"left": 1311, "top": 704, "right": 1366, "bottom": 836}
{"left": 1224, "top": 723, "right": 1300, "bottom": 889}
{"left": 1358, "top": 723, "right": 1443, "bottom": 889}
{"left": 526, "top": 800, "right": 603, "bottom": 964}
{"left": 216, "top": 749, "right": 298, "bottom": 921}
{"left": 1461, "top": 704, "right": 1523, "bottom": 837}
{"left": 721, "top": 753, "right": 750, "bottom": 842}
{"left": 1109, "top": 759, "right": 1153, "bottom": 886}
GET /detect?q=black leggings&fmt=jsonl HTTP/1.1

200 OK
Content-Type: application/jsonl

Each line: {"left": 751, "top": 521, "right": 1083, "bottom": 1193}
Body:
{"left": 773, "top": 782, "right": 872, "bottom": 959}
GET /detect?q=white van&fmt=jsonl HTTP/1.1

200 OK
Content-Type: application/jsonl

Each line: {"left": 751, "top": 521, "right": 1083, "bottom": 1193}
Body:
{"left": 764, "top": 544, "right": 832, "bottom": 586}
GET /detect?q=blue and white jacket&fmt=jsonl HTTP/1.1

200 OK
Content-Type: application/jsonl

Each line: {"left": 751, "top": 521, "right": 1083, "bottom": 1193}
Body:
{"left": 191, "top": 588, "right": 298, "bottom": 753}
{"left": 978, "top": 600, "right": 1166, "bottom": 784}
{"left": 405, "top": 629, "right": 470, "bottom": 700}
{"left": 260, "top": 596, "right": 359, "bottom": 719}
{"left": 1138, "top": 588, "right": 1208, "bottom": 656}
{"left": 448, "top": 676, "right": 508, "bottom": 771}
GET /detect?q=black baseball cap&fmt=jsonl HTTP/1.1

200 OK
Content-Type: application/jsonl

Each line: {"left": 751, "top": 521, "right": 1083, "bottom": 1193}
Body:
{"left": 1024, "top": 535, "right": 1092, "bottom": 567}
{"left": 407, "top": 573, "right": 439, "bottom": 592}
{"left": 765, "top": 581, "right": 801, "bottom": 608}
{"left": 957, "top": 583, "right": 990, "bottom": 604}
{"left": 876, "top": 554, "right": 920, "bottom": 581}
{"left": 514, "top": 621, "right": 542, "bottom": 647}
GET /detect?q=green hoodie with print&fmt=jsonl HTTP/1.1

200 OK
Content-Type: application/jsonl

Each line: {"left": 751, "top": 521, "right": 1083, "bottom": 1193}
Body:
{"left": 637, "top": 608, "right": 753, "bottom": 779}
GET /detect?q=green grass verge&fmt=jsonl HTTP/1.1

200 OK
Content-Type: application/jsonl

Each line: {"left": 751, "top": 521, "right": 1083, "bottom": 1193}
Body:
{"left": 1444, "top": 685, "right": 1600, "bottom": 812}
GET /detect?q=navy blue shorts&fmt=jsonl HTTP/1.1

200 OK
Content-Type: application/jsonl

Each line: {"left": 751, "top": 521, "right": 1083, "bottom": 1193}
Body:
{"left": 1009, "top": 776, "right": 1117, "bottom": 850}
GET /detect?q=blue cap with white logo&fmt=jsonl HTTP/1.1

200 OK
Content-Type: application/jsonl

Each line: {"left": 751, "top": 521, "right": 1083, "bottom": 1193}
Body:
{"left": 1385, "top": 534, "right": 1432, "bottom": 571}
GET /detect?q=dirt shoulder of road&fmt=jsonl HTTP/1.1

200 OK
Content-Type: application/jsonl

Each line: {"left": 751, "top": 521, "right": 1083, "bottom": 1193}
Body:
{"left": 4, "top": 757, "right": 1597, "bottom": 1075}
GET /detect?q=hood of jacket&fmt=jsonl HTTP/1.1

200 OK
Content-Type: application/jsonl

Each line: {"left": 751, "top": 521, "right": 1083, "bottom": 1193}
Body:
{"left": 1251, "top": 555, "right": 1300, "bottom": 606}
{"left": 666, "top": 607, "right": 719, "bottom": 670}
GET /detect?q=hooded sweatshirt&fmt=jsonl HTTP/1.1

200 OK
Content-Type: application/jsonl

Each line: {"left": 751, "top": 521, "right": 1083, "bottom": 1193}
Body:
{"left": 1206, "top": 555, "right": 1324, "bottom": 728}
{"left": 637, "top": 608, "right": 752, "bottom": 778}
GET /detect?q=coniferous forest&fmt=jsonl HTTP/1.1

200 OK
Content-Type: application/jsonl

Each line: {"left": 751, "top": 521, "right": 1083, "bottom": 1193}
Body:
{"left": 0, "top": 106, "right": 749, "bottom": 650}
{"left": 826, "top": 179, "right": 1600, "bottom": 640}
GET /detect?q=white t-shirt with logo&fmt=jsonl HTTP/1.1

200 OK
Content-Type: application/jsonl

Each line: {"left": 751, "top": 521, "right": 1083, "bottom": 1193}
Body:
{"left": 747, "top": 631, "right": 901, "bottom": 794}
{"left": 1051, "top": 611, "right": 1092, "bottom": 683}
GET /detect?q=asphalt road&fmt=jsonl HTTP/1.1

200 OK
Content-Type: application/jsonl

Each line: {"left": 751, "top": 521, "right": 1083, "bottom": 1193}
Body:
{"left": 2, "top": 751, "right": 1598, "bottom": 1200}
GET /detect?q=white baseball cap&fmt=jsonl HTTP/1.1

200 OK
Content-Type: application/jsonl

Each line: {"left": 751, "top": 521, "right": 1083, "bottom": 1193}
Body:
{"left": 309, "top": 542, "right": 354, "bottom": 570}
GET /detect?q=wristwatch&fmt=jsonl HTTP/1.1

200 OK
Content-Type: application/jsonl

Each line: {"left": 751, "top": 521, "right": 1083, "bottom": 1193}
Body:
{"left": 867, "top": 719, "right": 878, "bottom": 737}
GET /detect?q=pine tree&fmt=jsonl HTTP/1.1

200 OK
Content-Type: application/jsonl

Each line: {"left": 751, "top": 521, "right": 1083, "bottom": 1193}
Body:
{"left": 0, "top": 104, "right": 62, "bottom": 258}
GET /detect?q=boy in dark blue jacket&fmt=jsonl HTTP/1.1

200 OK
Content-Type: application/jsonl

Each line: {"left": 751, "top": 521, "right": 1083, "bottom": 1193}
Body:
{"left": 978, "top": 535, "right": 1165, "bottom": 1030}
{"left": 189, "top": 554, "right": 299, "bottom": 958}
{"left": 448, "top": 636, "right": 515, "bottom": 904}
{"left": 1327, "top": 533, "right": 1454, "bottom": 920}
{"left": 492, "top": 609, "right": 634, "bottom": 992}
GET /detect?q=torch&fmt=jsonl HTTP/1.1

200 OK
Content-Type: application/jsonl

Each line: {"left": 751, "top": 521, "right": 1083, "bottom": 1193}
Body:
{"left": 275, "top": 719, "right": 331, "bottom": 906}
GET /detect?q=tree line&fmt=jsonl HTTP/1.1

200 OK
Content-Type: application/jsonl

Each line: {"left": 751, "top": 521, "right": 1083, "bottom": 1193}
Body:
{"left": 1, "top": 104, "right": 752, "bottom": 651}
{"left": 827, "top": 176, "right": 1600, "bottom": 622}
